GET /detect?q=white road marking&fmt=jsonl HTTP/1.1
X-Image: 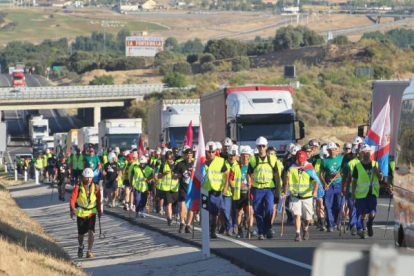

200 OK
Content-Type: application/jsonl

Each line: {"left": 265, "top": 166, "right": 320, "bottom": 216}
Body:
{"left": 142, "top": 213, "right": 313, "bottom": 270}
{"left": 378, "top": 203, "right": 394, "bottom": 207}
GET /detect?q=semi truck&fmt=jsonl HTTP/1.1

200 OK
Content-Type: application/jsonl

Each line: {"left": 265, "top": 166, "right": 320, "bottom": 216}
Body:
{"left": 41, "top": 136, "right": 54, "bottom": 152}
{"left": 77, "top": 127, "right": 99, "bottom": 152}
{"left": 98, "top": 118, "right": 142, "bottom": 152}
{"left": 67, "top": 129, "right": 78, "bottom": 153}
{"left": 147, "top": 99, "right": 200, "bottom": 149}
{"left": 28, "top": 115, "right": 49, "bottom": 144}
{"left": 12, "top": 69, "right": 25, "bottom": 87}
{"left": 358, "top": 80, "right": 409, "bottom": 158}
{"left": 200, "top": 85, "right": 304, "bottom": 157}
{"left": 54, "top": 132, "right": 68, "bottom": 156}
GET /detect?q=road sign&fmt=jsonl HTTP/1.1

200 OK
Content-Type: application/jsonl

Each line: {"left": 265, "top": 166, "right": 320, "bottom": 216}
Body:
{"left": 52, "top": 66, "right": 62, "bottom": 72}
{"left": 125, "top": 36, "right": 163, "bottom": 57}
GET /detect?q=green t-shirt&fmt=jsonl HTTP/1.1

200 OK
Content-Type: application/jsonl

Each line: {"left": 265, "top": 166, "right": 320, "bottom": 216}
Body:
{"left": 320, "top": 155, "right": 343, "bottom": 183}
{"left": 240, "top": 165, "right": 249, "bottom": 193}
{"left": 84, "top": 155, "right": 100, "bottom": 171}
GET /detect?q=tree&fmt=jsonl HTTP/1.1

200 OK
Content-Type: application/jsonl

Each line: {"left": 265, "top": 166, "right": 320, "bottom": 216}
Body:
{"left": 200, "top": 53, "right": 216, "bottom": 64}
{"left": 163, "top": 72, "right": 188, "bottom": 87}
{"left": 180, "top": 38, "right": 204, "bottom": 54}
{"left": 117, "top": 29, "right": 131, "bottom": 52}
{"left": 187, "top": 54, "right": 199, "bottom": 64}
{"left": 165, "top": 37, "right": 179, "bottom": 51}
{"left": 231, "top": 56, "right": 250, "bottom": 72}
{"left": 89, "top": 75, "right": 114, "bottom": 85}
{"left": 173, "top": 62, "right": 192, "bottom": 75}
{"left": 274, "top": 26, "right": 303, "bottom": 50}
{"left": 201, "top": 62, "right": 216, "bottom": 73}
{"left": 331, "top": 35, "right": 350, "bottom": 46}
{"left": 204, "top": 39, "right": 247, "bottom": 60}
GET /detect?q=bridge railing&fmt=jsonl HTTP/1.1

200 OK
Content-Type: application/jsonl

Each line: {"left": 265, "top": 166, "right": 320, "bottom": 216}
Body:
{"left": 0, "top": 84, "right": 166, "bottom": 101}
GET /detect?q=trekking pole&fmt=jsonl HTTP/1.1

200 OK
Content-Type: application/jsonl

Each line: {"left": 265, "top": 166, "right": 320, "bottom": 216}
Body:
{"left": 339, "top": 195, "right": 345, "bottom": 236}
{"left": 280, "top": 196, "right": 286, "bottom": 237}
{"left": 174, "top": 203, "right": 179, "bottom": 232}
{"left": 384, "top": 195, "right": 393, "bottom": 238}
{"left": 99, "top": 215, "right": 106, "bottom": 239}
{"left": 247, "top": 188, "right": 252, "bottom": 239}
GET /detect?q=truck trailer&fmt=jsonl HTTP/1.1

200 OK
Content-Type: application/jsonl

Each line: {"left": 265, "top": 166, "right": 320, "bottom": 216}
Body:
{"left": 98, "top": 118, "right": 142, "bottom": 152}
{"left": 147, "top": 99, "right": 200, "bottom": 149}
{"left": 200, "top": 85, "right": 304, "bottom": 157}
{"left": 53, "top": 132, "right": 68, "bottom": 156}
{"left": 77, "top": 127, "right": 99, "bottom": 152}
{"left": 66, "top": 129, "right": 78, "bottom": 153}
{"left": 28, "top": 115, "right": 49, "bottom": 144}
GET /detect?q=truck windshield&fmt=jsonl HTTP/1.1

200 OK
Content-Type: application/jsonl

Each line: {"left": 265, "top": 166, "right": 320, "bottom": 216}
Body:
{"left": 108, "top": 134, "right": 139, "bottom": 149}
{"left": 239, "top": 122, "right": 294, "bottom": 141}
{"left": 33, "top": 126, "right": 47, "bottom": 133}
{"left": 169, "top": 126, "right": 199, "bottom": 145}
{"left": 13, "top": 76, "right": 23, "bottom": 80}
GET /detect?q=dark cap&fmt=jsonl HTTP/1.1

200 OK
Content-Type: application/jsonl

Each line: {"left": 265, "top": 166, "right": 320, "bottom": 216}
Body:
{"left": 183, "top": 148, "right": 192, "bottom": 154}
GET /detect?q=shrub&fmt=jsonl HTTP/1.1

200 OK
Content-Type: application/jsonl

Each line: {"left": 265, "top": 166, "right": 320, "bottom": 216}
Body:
{"left": 201, "top": 62, "right": 216, "bottom": 73}
{"left": 231, "top": 56, "right": 250, "bottom": 72}
{"left": 331, "top": 35, "right": 349, "bottom": 45}
{"left": 89, "top": 75, "right": 114, "bottom": 85}
{"left": 163, "top": 72, "right": 188, "bottom": 87}
{"left": 173, "top": 62, "right": 192, "bottom": 75}
{"left": 200, "top": 53, "right": 216, "bottom": 64}
{"left": 373, "top": 65, "right": 392, "bottom": 79}
{"left": 187, "top": 54, "right": 199, "bottom": 64}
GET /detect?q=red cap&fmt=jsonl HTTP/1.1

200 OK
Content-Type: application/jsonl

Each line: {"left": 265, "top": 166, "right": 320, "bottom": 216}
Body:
{"left": 127, "top": 153, "right": 133, "bottom": 161}
{"left": 161, "top": 143, "right": 166, "bottom": 148}
{"left": 90, "top": 147, "right": 95, "bottom": 152}
{"left": 297, "top": 150, "right": 307, "bottom": 162}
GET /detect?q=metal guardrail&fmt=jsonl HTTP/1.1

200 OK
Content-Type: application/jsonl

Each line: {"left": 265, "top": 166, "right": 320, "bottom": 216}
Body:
{"left": 0, "top": 84, "right": 166, "bottom": 101}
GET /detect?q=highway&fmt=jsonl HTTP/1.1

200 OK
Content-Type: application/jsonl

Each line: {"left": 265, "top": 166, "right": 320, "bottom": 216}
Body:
{"left": 0, "top": 73, "right": 80, "bottom": 165}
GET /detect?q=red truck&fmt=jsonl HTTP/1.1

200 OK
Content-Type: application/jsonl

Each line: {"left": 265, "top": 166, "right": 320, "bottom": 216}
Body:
{"left": 12, "top": 69, "right": 25, "bottom": 87}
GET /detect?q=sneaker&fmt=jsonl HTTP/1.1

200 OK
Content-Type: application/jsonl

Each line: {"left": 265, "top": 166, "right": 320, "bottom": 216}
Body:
{"left": 124, "top": 204, "right": 129, "bottom": 211}
{"left": 108, "top": 203, "right": 113, "bottom": 208}
{"left": 258, "top": 234, "right": 265, "bottom": 240}
{"left": 77, "top": 245, "right": 84, "bottom": 258}
{"left": 131, "top": 205, "right": 136, "bottom": 212}
{"left": 236, "top": 229, "right": 243, "bottom": 239}
{"left": 219, "top": 226, "right": 225, "bottom": 234}
{"left": 295, "top": 233, "right": 302, "bottom": 242}
{"left": 367, "top": 220, "right": 374, "bottom": 237}
{"left": 266, "top": 229, "right": 274, "bottom": 239}
{"left": 226, "top": 230, "right": 233, "bottom": 237}
{"left": 140, "top": 213, "right": 146, "bottom": 218}
{"left": 179, "top": 223, "right": 185, "bottom": 233}
{"left": 251, "top": 230, "right": 258, "bottom": 237}
{"left": 351, "top": 226, "right": 357, "bottom": 236}
{"left": 86, "top": 251, "right": 94, "bottom": 259}
{"left": 185, "top": 225, "right": 192, "bottom": 233}
{"left": 167, "top": 219, "right": 172, "bottom": 226}
{"left": 360, "top": 229, "right": 368, "bottom": 239}
{"left": 327, "top": 227, "right": 334, "bottom": 232}
{"left": 303, "top": 230, "right": 309, "bottom": 241}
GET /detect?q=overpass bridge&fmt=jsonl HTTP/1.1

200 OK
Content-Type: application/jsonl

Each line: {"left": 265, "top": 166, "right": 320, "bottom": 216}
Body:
{"left": 0, "top": 84, "right": 165, "bottom": 126}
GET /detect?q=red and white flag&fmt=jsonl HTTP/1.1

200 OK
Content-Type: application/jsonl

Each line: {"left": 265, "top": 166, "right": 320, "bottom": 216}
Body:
{"left": 182, "top": 120, "right": 193, "bottom": 149}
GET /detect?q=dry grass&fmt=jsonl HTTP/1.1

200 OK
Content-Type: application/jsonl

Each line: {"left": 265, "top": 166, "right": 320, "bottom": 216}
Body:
{"left": 80, "top": 68, "right": 162, "bottom": 85}
{"left": 0, "top": 183, "right": 85, "bottom": 276}
{"left": 305, "top": 126, "right": 357, "bottom": 146}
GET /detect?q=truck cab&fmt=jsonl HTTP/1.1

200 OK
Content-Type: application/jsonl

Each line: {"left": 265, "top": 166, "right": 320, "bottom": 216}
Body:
{"left": 12, "top": 69, "right": 25, "bottom": 87}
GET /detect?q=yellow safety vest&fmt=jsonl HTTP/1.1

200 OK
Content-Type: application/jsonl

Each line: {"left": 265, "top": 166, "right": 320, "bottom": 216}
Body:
{"left": 203, "top": 157, "right": 225, "bottom": 192}
{"left": 75, "top": 184, "right": 97, "bottom": 218}
{"left": 43, "top": 153, "right": 51, "bottom": 167}
{"left": 35, "top": 158, "right": 43, "bottom": 169}
{"left": 315, "top": 159, "right": 322, "bottom": 174}
{"left": 390, "top": 161, "right": 395, "bottom": 185}
{"left": 72, "top": 154, "right": 84, "bottom": 170}
{"left": 355, "top": 161, "right": 379, "bottom": 199}
{"left": 132, "top": 166, "right": 150, "bottom": 192}
{"left": 103, "top": 154, "right": 108, "bottom": 164}
{"left": 288, "top": 167, "right": 313, "bottom": 198}
{"left": 249, "top": 155, "right": 278, "bottom": 189}
{"left": 230, "top": 161, "right": 242, "bottom": 200}
{"left": 223, "top": 161, "right": 232, "bottom": 197}
{"left": 158, "top": 162, "right": 179, "bottom": 192}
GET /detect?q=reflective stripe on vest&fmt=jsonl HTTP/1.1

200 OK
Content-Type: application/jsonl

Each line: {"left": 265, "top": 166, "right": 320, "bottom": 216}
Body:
{"left": 355, "top": 161, "right": 379, "bottom": 199}
{"left": 250, "top": 155, "right": 277, "bottom": 189}
{"left": 203, "top": 157, "right": 225, "bottom": 192}
{"left": 132, "top": 166, "right": 149, "bottom": 192}
{"left": 75, "top": 184, "right": 97, "bottom": 217}
{"left": 158, "top": 163, "right": 178, "bottom": 192}
{"left": 288, "top": 167, "right": 313, "bottom": 198}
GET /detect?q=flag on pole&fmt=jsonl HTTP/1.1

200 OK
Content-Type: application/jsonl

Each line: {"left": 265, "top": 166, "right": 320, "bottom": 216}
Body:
{"left": 138, "top": 134, "right": 144, "bottom": 158}
{"left": 182, "top": 120, "right": 193, "bottom": 149}
{"left": 363, "top": 96, "right": 391, "bottom": 177}
{"left": 185, "top": 121, "right": 205, "bottom": 212}
{"left": 170, "top": 132, "right": 177, "bottom": 148}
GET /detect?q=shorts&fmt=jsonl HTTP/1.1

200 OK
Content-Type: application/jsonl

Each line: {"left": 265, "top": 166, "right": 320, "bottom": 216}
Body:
{"left": 234, "top": 193, "right": 249, "bottom": 210}
{"left": 124, "top": 179, "right": 131, "bottom": 187}
{"left": 77, "top": 215, "right": 96, "bottom": 235}
{"left": 48, "top": 168, "right": 55, "bottom": 176}
{"left": 289, "top": 196, "right": 314, "bottom": 220}
{"left": 355, "top": 194, "right": 377, "bottom": 215}
{"left": 178, "top": 188, "right": 187, "bottom": 202}
{"left": 157, "top": 190, "right": 178, "bottom": 205}
{"left": 105, "top": 181, "right": 118, "bottom": 191}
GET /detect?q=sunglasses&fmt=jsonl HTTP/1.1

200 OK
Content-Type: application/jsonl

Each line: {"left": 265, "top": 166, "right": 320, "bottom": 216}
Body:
{"left": 207, "top": 151, "right": 215, "bottom": 153}
{"left": 257, "top": 145, "right": 266, "bottom": 148}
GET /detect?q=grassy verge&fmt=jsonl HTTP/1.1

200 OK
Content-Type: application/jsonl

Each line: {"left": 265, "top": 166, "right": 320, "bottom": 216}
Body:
{"left": 0, "top": 178, "right": 85, "bottom": 276}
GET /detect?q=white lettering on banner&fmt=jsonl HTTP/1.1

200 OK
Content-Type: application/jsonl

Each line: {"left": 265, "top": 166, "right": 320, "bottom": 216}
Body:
{"left": 126, "top": 36, "right": 164, "bottom": 57}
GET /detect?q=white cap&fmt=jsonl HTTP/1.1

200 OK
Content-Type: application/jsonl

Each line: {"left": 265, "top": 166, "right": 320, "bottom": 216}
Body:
{"left": 223, "top": 137, "right": 233, "bottom": 147}
{"left": 206, "top": 141, "right": 217, "bottom": 152}
{"left": 139, "top": 156, "right": 147, "bottom": 164}
{"left": 215, "top": 141, "right": 222, "bottom": 150}
{"left": 288, "top": 143, "right": 300, "bottom": 155}
{"left": 229, "top": 145, "right": 239, "bottom": 156}
{"left": 319, "top": 145, "right": 329, "bottom": 159}
{"left": 82, "top": 168, "right": 94, "bottom": 178}
{"left": 132, "top": 151, "right": 138, "bottom": 158}
{"left": 108, "top": 152, "right": 116, "bottom": 161}
{"left": 240, "top": 145, "right": 251, "bottom": 155}
{"left": 124, "top": 150, "right": 130, "bottom": 156}
{"left": 46, "top": 148, "right": 50, "bottom": 154}
{"left": 361, "top": 144, "right": 372, "bottom": 152}
{"left": 114, "top": 147, "right": 120, "bottom": 154}
{"left": 156, "top": 147, "right": 162, "bottom": 155}
{"left": 327, "top": 142, "right": 338, "bottom": 150}
{"left": 256, "top": 136, "right": 268, "bottom": 146}
{"left": 353, "top": 136, "right": 363, "bottom": 145}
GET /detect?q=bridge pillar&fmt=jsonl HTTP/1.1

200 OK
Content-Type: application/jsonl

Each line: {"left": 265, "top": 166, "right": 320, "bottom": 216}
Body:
{"left": 93, "top": 107, "right": 101, "bottom": 127}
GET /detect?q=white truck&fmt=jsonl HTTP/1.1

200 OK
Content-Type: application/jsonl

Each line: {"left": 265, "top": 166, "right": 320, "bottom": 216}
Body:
{"left": 148, "top": 99, "right": 200, "bottom": 149}
{"left": 28, "top": 115, "right": 49, "bottom": 144}
{"left": 98, "top": 118, "right": 142, "bottom": 152}
{"left": 200, "top": 85, "right": 304, "bottom": 157}
{"left": 53, "top": 132, "right": 68, "bottom": 156}
{"left": 0, "top": 122, "right": 8, "bottom": 163}
{"left": 77, "top": 127, "right": 99, "bottom": 152}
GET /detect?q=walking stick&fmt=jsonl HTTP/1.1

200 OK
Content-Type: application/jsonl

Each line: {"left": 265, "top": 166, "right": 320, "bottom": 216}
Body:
{"left": 384, "top": 195, "right": 393, "bottom": 237}
{"left": 247, "top": 188, "right": 252, "bottom": 239}
{"left": 98, "top": 215, "right": 106, "bottom": 239}
{"left": 280, "top": 196, "right": 286, "bottom": 237}
{"left": 339, "top": 195, "right": 345, "bottom": 236}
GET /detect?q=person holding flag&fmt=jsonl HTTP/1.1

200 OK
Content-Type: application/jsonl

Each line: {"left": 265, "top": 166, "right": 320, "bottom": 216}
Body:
{"left": 284, "top": 150, "right": 319, "bottom": 241}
